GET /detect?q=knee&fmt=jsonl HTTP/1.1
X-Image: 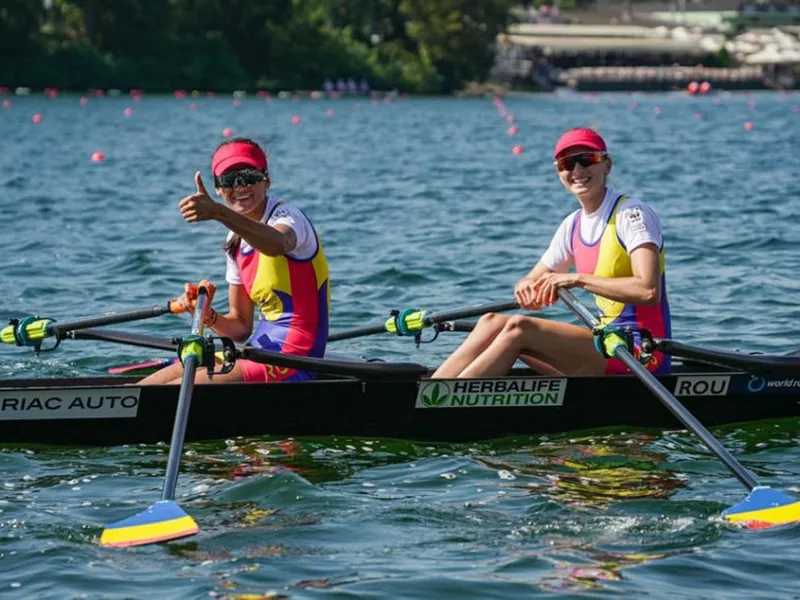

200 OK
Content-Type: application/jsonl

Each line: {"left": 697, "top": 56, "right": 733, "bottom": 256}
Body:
{"left": 501, "top": 315, "right": 538, "bottom": 343}
{"left": 475, "top": 312, "right": 505, "bottom": 332}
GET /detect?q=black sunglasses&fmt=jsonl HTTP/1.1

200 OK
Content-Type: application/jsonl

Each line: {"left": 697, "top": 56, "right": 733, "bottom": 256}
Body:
{"left": 214, "top": 168, "right": 267, "bottom": 188}
{"left": 554, "top": 152, "right": 607, "bottom": 172}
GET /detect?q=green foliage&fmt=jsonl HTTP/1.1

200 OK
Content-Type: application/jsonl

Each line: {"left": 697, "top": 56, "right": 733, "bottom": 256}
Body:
{"left": 0, "top": 0, "right": 513, "bottom": 94}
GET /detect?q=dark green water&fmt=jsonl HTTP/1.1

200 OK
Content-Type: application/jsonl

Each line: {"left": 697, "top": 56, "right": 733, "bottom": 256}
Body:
{"left": 1, "top": 90, "right": 799, "bottom": 598}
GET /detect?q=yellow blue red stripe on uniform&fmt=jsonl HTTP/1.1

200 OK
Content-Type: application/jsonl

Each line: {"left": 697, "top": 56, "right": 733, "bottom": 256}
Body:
{"left": 100, "top": 500, "right": 199, "bottom": 547}
{"left": 722, "top": 487, "right": 800, "bottom": 529}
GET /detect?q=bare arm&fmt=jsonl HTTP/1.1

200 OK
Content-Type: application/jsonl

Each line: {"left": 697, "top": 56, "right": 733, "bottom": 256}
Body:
{"left": 522, "top": 261, "right": 555, "bottom": 283}
{"left": 576, "top": 244, "right": 662, "bottom": 305}
{"left": 205, "top": 284, "right": 256, "bottom": 342}
{"left": 212, "top": 204, "right": 297, "bottom": 257}
{"left": 178, "top": 173, "right": 297, "bottom": 256}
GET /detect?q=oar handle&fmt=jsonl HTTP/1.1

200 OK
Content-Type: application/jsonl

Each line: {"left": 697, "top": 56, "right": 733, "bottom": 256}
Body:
{"left": 558, "top": 288, "right": 759, "bottom": 491}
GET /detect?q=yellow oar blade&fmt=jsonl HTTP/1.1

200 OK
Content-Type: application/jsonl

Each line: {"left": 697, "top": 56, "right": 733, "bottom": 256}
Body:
{"left": 722, "top": 487, "right": 800, "bottom": 530}
{"left": 100, "top": 500, "right": 199, "bottom": 548}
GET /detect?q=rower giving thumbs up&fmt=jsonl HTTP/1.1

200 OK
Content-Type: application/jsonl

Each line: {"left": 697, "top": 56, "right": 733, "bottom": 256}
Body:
{"left": 179, "top": 171, "right": 218, "bottom": 223}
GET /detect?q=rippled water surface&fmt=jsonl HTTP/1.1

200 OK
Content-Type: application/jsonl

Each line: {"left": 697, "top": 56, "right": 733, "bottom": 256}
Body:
{"left": 1, "top": 90, "right": 799, "bottom": 598}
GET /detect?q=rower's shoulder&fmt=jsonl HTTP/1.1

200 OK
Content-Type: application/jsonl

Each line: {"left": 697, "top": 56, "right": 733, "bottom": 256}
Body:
{"left": 617, "top": 192, "right": 659, "bottom": 217}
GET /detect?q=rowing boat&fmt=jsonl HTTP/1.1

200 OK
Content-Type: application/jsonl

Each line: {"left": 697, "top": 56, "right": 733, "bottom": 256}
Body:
{"left": 4, "top": 296, "right": 800, "bottom": 536}
{"left": 2, "top": 358, "right": 798, "bottom": 446}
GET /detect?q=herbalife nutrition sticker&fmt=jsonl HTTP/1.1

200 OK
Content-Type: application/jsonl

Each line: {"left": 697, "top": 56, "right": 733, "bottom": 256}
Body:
{"left": 415, "top": 378, "right": 566, "bottom": 409}
{"left": 0, "top": 387, "right": 141, "bottom": 420}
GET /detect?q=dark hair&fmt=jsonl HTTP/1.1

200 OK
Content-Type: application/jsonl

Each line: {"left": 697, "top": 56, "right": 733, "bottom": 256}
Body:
{"left": 216, "top": 137, "right": 268, "bottom": 257}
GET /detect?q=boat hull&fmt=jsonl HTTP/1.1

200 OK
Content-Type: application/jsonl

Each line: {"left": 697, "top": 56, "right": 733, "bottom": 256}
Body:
{"left": 0, "top": 369, "right": 797, "bottom": 445}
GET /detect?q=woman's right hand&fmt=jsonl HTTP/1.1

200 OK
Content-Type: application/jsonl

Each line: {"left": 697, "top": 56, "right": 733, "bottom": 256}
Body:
{"left": 173, "top": 281, "right": 217, "bottom": 315}
{"left": 514, "top": 277, "right": 542, "bottom": 311}
{"left": 175, "top": 283, "right": 199, "bottom": 314}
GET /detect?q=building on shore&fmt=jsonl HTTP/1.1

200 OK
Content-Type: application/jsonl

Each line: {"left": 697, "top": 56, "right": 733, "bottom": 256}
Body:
{"left": 490, "top": 16, "right": 800, "bottom": 91}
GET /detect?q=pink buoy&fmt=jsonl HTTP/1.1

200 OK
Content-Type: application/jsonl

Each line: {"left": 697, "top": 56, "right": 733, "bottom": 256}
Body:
{"left": 232, "top": 98, "right": 241, "bottom": 107}
{"left": 506, "top": 115, "right": 516, "bottom": 123}
{"left": 508, "top": 126, "right": 518, "bottom": 136}
{"left": 79, "top": 96, "right": 88, "bottom": 106}
{"left": 222, "top": 127, "right": 232, "bottom": 137}
{"left": 326, "top": 108, "right": 335, "bottom": 117}
{"left": 291, "top": 115, "right": 301, "bottom": 125}
{"left": 744, "top": 121, "right": 754, "bottom": 131}
{"left": 123, "top": 107, "right": 133, "bottom": 117}
{"left": 652, "top": 106, "right": 661, "bottom": 115}
{"left": 32, "top": 113, "right": 43, "bottom": 124}
{"left": 91, "top": 151, "right": 105, "bottom": 162}
{"left": 699, "top": 81, "right": 712, "bottom": 95}
{"left": 687, "top": 81, "right": 699, "bottom": 96}
{"left": 512, "top": 145, "right": 524, "bottom": 155}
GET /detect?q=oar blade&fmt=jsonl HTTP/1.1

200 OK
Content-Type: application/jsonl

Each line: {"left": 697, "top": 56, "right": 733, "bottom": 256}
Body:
{"left": 722, "top": 487, "right": 800, "bottom": 530}
{"left": 100, "top": 500, "right": 199, "bottom": 548}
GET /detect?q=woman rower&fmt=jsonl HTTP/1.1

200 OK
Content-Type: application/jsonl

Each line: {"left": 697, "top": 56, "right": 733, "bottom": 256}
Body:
{"left": 140, "top": 137, "right": 330, "bottom": 385}
{"left": 433, "top": 127, "right": 670, "bottom": 378}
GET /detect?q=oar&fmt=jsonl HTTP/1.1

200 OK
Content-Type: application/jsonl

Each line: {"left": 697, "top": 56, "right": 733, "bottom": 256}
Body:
{"left": 1, "top": 300, "right": 185, "bottom": 349}
{"left": 100, "top": 285, "right": 214, "bottom": 548}
{"left": 328, "top": 300, "right": 519, "bottom": 342}
{"left": 70, "top": 328, "right": 179, "bottom": 352}
{"left": 558, "top": 288, "right": 800, "bottom": 529}
{"left": 71, "top": 328, "right": 429, "bottom": 379}
{"left": 656, "top": 338, "right": 800, "bottom": 375}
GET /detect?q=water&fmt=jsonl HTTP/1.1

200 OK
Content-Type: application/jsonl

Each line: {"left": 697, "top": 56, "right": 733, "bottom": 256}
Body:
{"left": 1, "top": 90, "right": 799, "bottom": 598}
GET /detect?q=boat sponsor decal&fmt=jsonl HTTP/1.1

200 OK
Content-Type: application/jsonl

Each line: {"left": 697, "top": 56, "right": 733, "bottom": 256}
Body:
{"left": 0, "top": 387, "right": 140, "bottom": 420}
{"left": 415, "top": 378, "right": 566, "bottom": 409}
{"left": 673, "top": 376, "right": 730, "bottom": 397}
{"left": 743, "top": 375, "right": 800, "bottom": 394}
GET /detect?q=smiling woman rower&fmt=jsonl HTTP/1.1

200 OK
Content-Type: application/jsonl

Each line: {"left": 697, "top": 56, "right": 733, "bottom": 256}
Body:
{"left": 140, "top": 137, "right": 330, "bottom": 385}
{"left": 433, "top": 127, "right": 670, "bottom": 378}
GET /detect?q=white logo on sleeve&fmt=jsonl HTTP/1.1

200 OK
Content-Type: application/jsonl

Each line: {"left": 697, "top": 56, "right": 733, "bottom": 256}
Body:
{"left": 627, "top": 207, "right": 643, "bottom": 222}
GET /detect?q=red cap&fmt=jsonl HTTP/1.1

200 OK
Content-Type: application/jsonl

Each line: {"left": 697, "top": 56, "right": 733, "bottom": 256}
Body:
{"left": 211, "top": 142, "right": 267, "bottom": 176}
{"left": 553, "top": 128, "right": 607, "bottom": 159}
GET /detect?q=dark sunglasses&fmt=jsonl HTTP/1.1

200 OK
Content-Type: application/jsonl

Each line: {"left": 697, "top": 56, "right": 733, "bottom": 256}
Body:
{"left": 554, "top": 152, "right": 607, "bottom": 172}
{"left": 214, "top": 168, "right": 267, "bottom": 188}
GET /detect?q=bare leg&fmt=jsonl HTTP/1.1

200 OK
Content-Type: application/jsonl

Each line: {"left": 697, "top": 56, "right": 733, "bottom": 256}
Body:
{"left": 518, "top": 354, "right": 566, "bottom": 377}
{"left": 432, "top": 313, "right": 512, "bottom": 378}
{"left": 459, "top": 315, "right": 607, "bottom": 378}
{"left": 139, "top": 359, "right": 246, "bottom": 385}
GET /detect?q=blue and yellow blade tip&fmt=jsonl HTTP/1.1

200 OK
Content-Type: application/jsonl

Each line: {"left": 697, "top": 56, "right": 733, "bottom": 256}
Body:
{"left": 100, "top": 500, "right": 199, "bottom": 547}
{"left": 722, "top": 487, "right": 800, "bottom": 530}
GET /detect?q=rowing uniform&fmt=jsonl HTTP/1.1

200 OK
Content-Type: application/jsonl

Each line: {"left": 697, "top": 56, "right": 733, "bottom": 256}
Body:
{"left": 225, "top": 196, "right": 330, "bottom": 382}
{"left": 540, "top": 188, "right": 671, "bottom": 375}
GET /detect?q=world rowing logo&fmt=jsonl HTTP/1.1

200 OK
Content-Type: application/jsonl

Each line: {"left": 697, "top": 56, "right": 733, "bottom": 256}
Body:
{"left": 747, "top": 376, "right": 766, "bottom": 393}
{"left": 419, "top": 381, "right": 451, "bottom": 408}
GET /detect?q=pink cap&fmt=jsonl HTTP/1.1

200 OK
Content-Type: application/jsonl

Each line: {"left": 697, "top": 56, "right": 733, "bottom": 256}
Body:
{"left": 553, "top": 128, "right": 607, "bottom": 159}
{"left": 211, "top": 142, "right": 267, "bottom": 176}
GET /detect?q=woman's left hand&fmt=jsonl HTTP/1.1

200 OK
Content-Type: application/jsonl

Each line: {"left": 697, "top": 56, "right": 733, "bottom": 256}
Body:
{"left": 532, "top": 273, "right": 581, "bottom": 307}
{"left": 178, "top": 172, "right": 220, "bottom": 223}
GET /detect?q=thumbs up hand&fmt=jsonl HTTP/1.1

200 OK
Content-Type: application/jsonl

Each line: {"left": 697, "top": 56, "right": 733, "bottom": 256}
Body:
{"left": 178, "top": 172, "right": 220, "bottom": 223}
